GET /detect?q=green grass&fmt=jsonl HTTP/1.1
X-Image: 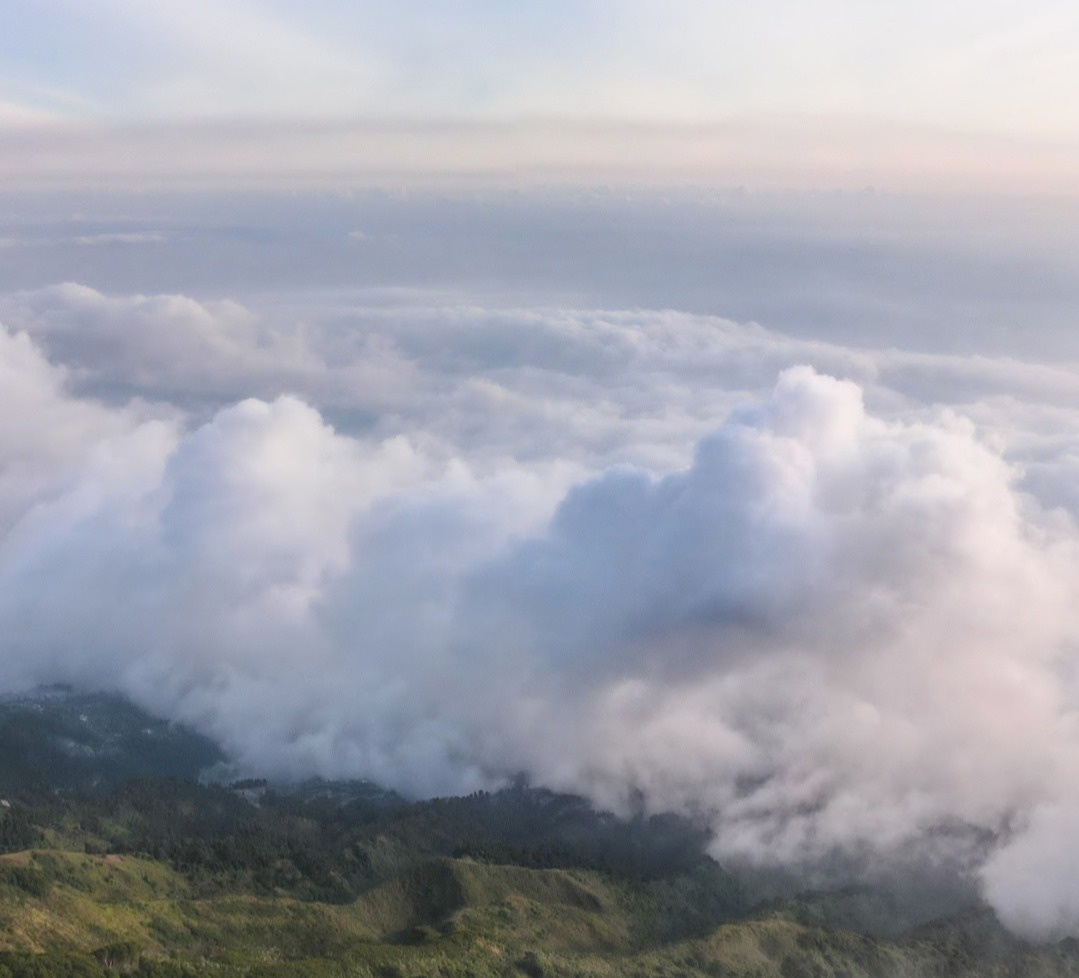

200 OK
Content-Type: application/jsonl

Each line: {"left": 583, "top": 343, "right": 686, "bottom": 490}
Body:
{"left": 0, "top": 848, "right": 1078, "bottom": 978}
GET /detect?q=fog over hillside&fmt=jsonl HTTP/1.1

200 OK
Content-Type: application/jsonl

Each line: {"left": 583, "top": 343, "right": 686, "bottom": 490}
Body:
{"left": 3, "top": 202, "right": 1079, "bottom": 939}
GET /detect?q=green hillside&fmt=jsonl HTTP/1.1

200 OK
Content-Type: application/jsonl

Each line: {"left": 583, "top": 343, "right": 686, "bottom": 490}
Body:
{"left": 0, "top": 847, "right": 1077, "bottom": 978}
{"left": 0, "top": 690, "right": 1076, "bottom": 978}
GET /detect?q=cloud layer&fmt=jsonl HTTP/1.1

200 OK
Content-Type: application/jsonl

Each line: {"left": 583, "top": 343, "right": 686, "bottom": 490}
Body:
{"left": 3, "top": 290, "right": 1079, "bottom": 938}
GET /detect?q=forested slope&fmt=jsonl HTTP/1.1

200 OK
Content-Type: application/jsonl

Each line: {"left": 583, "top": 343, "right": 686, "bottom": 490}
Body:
{"left": 0, "top": 690, "right": 1073, "bottom": 978}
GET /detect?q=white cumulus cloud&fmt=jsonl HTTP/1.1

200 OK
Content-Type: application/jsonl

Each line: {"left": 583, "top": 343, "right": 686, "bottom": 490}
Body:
{"left": 4, "top": 297, "right": 1079, "bottom": 938}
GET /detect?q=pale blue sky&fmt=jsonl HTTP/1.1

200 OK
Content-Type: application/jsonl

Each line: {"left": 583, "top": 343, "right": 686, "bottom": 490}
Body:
{"left": 4, "top": 0, "right": 1078, "bottom": 133}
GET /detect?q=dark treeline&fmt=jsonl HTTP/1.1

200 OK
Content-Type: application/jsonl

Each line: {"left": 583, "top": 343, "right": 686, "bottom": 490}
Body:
{"left": 0, "top": 690, "right": 725, "bottom": 906}
{"left": 1, "top": 777, "right": 721, "bottom": 905}
{"left": 0, "top": 689, "right": 222, "bottom": 797}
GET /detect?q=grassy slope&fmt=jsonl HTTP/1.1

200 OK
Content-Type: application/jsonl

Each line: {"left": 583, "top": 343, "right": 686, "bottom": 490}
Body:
{"left": 1, "top": 849, "right": 1079, "bottom": 977}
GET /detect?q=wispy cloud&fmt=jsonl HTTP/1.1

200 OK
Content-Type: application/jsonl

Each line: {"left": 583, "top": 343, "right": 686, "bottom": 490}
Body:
{"left": 0, "top": 97, "right": 63, "bottom": 126}
{"left": 71, "top": 232, "right": 166, "bottom": 246}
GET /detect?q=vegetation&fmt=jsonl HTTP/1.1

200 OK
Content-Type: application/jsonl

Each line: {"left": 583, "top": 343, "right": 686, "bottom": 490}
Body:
{"left": 0, "top": 690, "right": 1077, "bottom": 977}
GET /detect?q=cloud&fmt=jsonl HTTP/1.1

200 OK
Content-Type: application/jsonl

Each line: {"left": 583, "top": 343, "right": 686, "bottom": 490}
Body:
{"left": 4, "top": 301, "right": 1079, "bottom": 937}
{"left": 1, "top": 284, "right": 417, "bottom": 415}
{"left": 7, "top": 267, "right": 1079, "bottom": 930}
{"left": 0, "top": 98, "right": 62, "bottom": 127}
{"left": 981, "top": 804, "right": 1079, "bottom": 940}
{"left": 0, "top": 322, "right": 167, "bottom": 537}
{"left": 10, "top": 284, "right": 1079, "bottom": 480}
{"left": 463, "top": 370, "right": 1075, "bottom": 835}
{"left": 72, "top": 232, "right": 166, "bottom": 246}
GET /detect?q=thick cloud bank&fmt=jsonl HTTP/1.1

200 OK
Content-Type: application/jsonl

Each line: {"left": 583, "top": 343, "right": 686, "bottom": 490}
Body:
{"left": 3, "top": 299, "right": 1079, "bottom": 939}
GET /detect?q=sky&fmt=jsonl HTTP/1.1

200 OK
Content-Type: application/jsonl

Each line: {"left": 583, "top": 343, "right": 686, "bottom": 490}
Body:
{"left": 4, "top": 0, "right": 1079, "bottom": 191}
{"left": 6, "top": 0, "right": 1079, "bottom": 130}
{"left": 6, "top": 0, "right": 1079, "bottom": 944}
